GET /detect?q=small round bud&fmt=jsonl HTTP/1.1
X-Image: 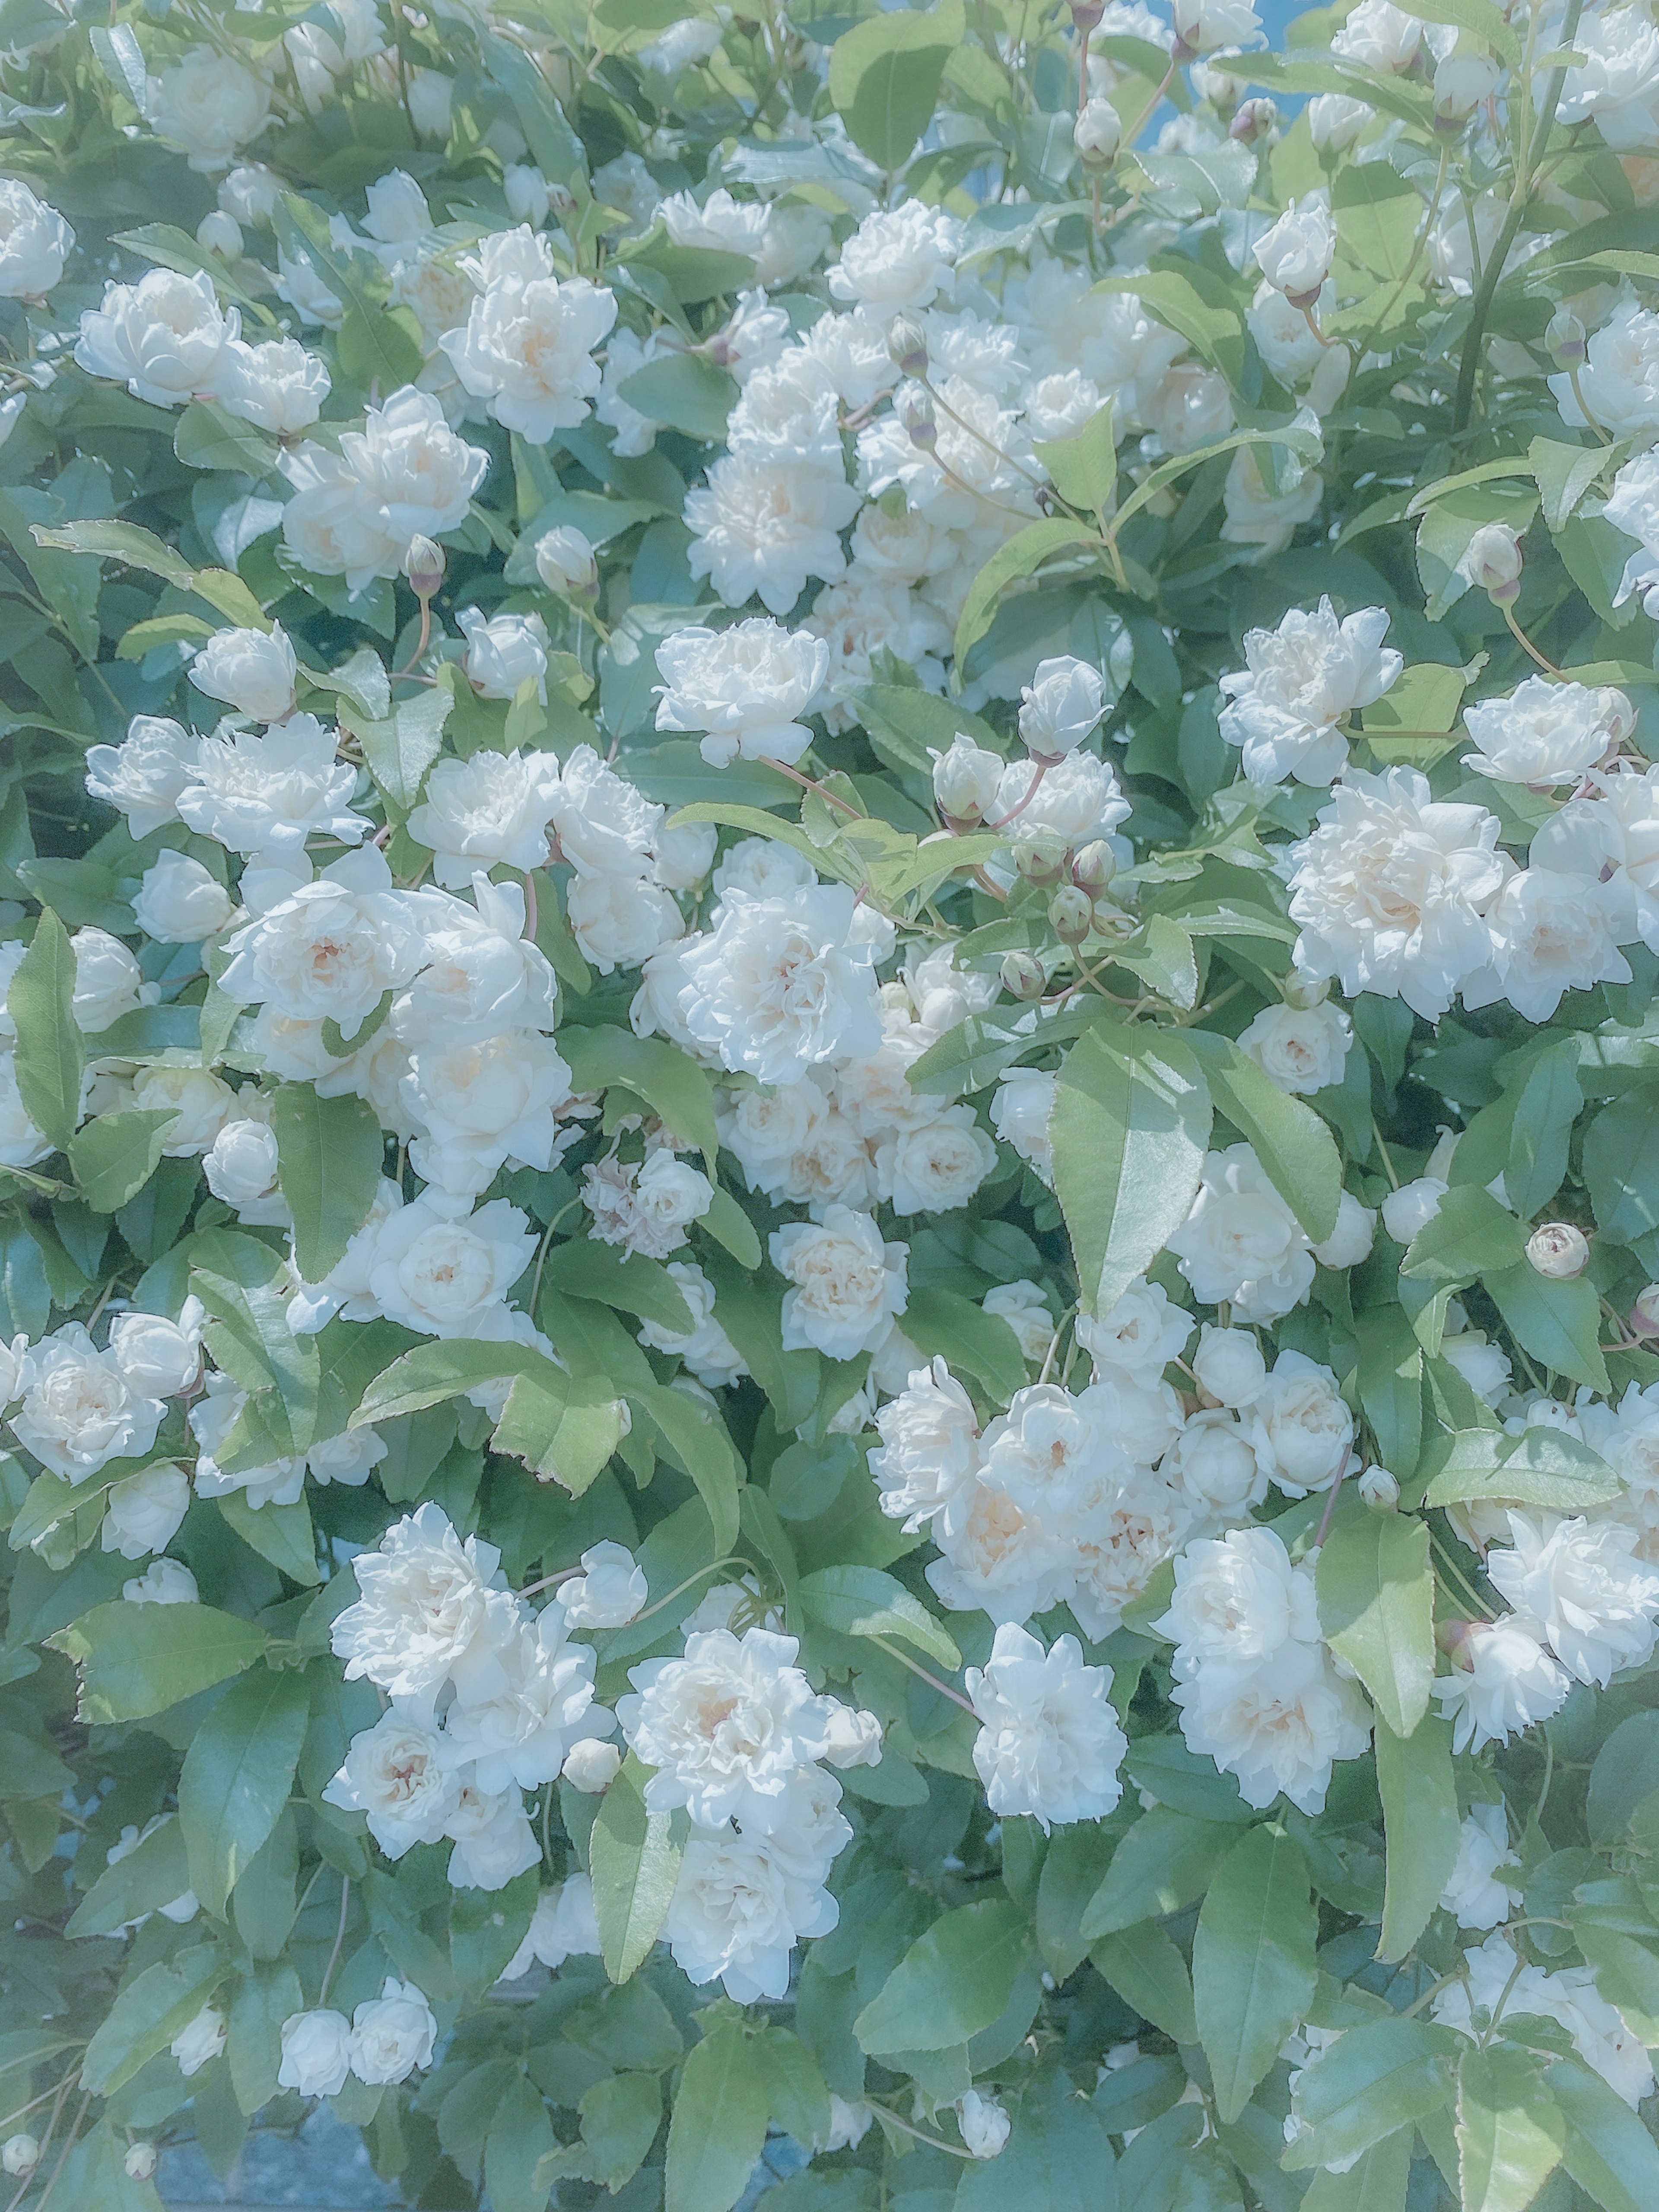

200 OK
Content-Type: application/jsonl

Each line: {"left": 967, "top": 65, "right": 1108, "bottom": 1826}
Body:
{"left": 1546, "top": 305, "right": 1588, "bottom": 369}
{"left": 1281, "top": 970, "right": 1332, "bottom": 1010}
{"left": 1074, "top": 96, "right": 1122, "bottom": 167}
{"left": 1070, "top": 0, "right": 1105, "bottom": 28}
{"left": 1464, "top": 521, "right": 1524, "bottom": 604}
{"left": 196, "top": 210, "right": 243, "bottom": 259}
{"left": 534, "top": 524, "right": 599, "bottom": 602}
{"left": 1192, "top": 1324, "right": 1268, "bottom": 1408}
{"left": 2, "top": 2138, "right": 39, "bottom": 2180}
{"left": 1014, "top": 833, "right": 1068, "bottom": 886}
{"left": 402, "top": 533, "right": 445, "bottom": 598}
{"left": 901, "top": 389, "right": 937, "bottom": 451}
{"left": 1630, "top": 1284, "right": 1659, "bottom": 1339}
{"left": 125, "top": 2144, "right": 159, "bottom": 2182}
{"left": 1049, "top": 885, "right": 1095, "bottom": 943}
{"left": 1527, "top": 1221, "right": 1590, "bottom": 1279}
{"left": 1229, "top": 96, "right": 1278, "bottom": 143}
{"left": 1308, "top": 91, "right": 1371, "bottom": 152}
{"left": 1071, "top": 839, "right": 1117, "bottom": 893}
{"left": 1001, "top": 949, "right": 1047, "bottom": 1000}
{"left": 1432, "top": 52, "right": 1498, "bottom": 128}
{"left": 1599, "top": 686, "right": 1636, "bottom": 750}
{"left": 888, "top": 315, "right": 928, "bottom": 378}
{"left": 933, "top": 734, "right": 1003, "bottom": 827}
{"left": 562, "top": 1738, "right": 623, "bottom": 1793}
{"left": 1358, "top": 1464, "right": 1400, "bottom": 1512}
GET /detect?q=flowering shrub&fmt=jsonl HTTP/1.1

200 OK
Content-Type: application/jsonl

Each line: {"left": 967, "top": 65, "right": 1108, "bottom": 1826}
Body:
{"left": 4, "top": 0, "right": 1659, "bottom": 2205}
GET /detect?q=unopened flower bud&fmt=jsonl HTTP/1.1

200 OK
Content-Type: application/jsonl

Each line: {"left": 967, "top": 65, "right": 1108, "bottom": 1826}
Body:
{"left": 125, "top": 2144, "right": 159, "bottom": 2182}
{"left": 1358, "top": 1464, "right": 1399, "bottom": 1511}
{"left": 932, "top": 734, "right": 1003, "bottom": 826}
{"left": 2, "top": 2138, "right": 39, "bottom": 2180}
{"left": 1253, "top": 198, "right": 1338, "bottom": 308}
{"left": 1630, "top": 1284, "right": 1659, "bottom": 1339}
{"left": 1546, "top": 305, "right": 1588, "bottom": 369}
{"left": 534, "top": 524, "right": 599, "bottom": 602}
{"left": 901, "top": 389, "right": 937, "bottom": 451}
{"left": 561, "top": 1738, "right": 623, "bottom": 1792}
{"left": 1281, "top": 970, "right": 1331, "bottom": 1009}
{"left": 888, "top": 315, "right": 928, "bottom": 378}
{"left": 1014, "top": 832, "right": 1068, "bottom": 886}
{"left": 1433, "top": 52, "right": 1498, "bottom": 127}
{"left": 1001, "top": 949, "right": 1047, "bottom": 999}
{"left": 1074, "top": 96, "right": 1122, "bottom": 166}
{"left": 1070, "top": 0, "right": 1105, "bottom": 28}
{"left": 196, "top": 210, "right": 243, "bottom": 258}
{"left": 1071, "top": 839, "right": 1117, "bottom": 893}
{"left": 1308, "top": 91, "right": 1371, "bottom": 151}
{"left": 1229, "top": 95, "right": 1278, "bottom": 143}
{"left": 1437, "top": 1616, "right": 1474, "bottom": 1659}
{"left": 1049, "top": 885, "right": 1095, "bottom": 943}
{"left": 1527, "top": 1221, "right": 1589, "bottom": 1278}
{"left": 1599, "top": 686, "right": 1636, "bottom": 749}
{"left": 1464, "top": 521, "right": 1523, "bottom": 604}
{"left": 402, "top": 533, "right": 445, "bottom": 598}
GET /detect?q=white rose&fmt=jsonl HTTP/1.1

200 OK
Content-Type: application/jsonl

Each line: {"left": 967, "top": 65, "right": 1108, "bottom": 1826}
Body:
{"left": 0, "top": 1052, "right": 49, "bottom": 1170}
{"left": 123, "top": 1557, "right": 200, "bottom": 1604}
{"left": 458, "top": 607, "right": 551, "bottom": 702}
{"left": 13, "top": 1324, "right": 165, "bottom": 1482}
{"left": 561, "top": 1541, "right": 649, "bottom": 1628}
{"left": 966, "top": 1623, "right": 1125, "bottom": 1831}
{"left": 677, "top": 885, "right": 883, "bottom": 1087}
{"left": 566, "top": 871, "right": 683, "bottom": 976}
{"left": 348, "top": 1979, "right": 437, "bottom": 2085}
{"left": 188, "top": 624, "right": 297, "bottom": 722}
{"left": 563, "top": 1738, "right": 623, "bottom": 1792}
{"left": 361, "top": 1190, "right": 538, "bottom": 1339}
{"left": 1191, "top": 1324, "right": 1268, "bottom": 1408}
{"left": 0, "top": 179, "right": 73, "bottom": 298}
{"left": 1434, "top": 1616, "right": 1570, "bottom": 1751}
{"left": 84, "top": 716, "right": 200, "bottom": 836}
{"left": 71, "top": 927, "right": 145, "bottom": 1033}
{"left": 655, "top": 620, "right": 830, "bottom": 770}
{"left": 653, "top": 816, "right": 719, "bottom": 891}
{"left": 281, "top": 387, "right": 489, "bottom": 594}
{"left": 440, "top": 228, "right": 617, "bottom": 442}
{"left": 1382, "top": 1175, "right": 1446, "bottom": 1245}
{"left": 99, "top": 1462, "right": 191, "bottom": 1560}
{"left": 402, "top": 1030, "right": 574, "bottom": 1196}
{"left": 956, "top": 2091, "right": 1011, "bottom": 2160}
{"left": 932, "top": 733, "right": 1004, "bottom": 826}
{"left": 982, "top": 1281, "right": 1056, "bottom": 1364}
{"left": 278, "top": 2009, "right": 353, "bottom": 2098}
{"left": 1158, "top": 1526, "right": 1321, "bottom": 1662}
{"left": 219, "top": 163, "right": 284, "bottom": 225}
{"left": 1243, "top": 1350, "right": 1353, "bottom": 1497}
{"left": 324, "top": 1706, "right": 460, "bottom": 1856}
{"left": 148, "top": 46, "right": 272, "bottom": 170}
{"left": 877, "top": 1106, "right": 998, "bottom": 1214}
{"left": 170, "top": 2004, "right": 227, "bottom": 2078}
{"left": 1551, "top": 297, "right": 1659, "bottom": 442}
{"left": 0, "top": 1332, "right": 26, "bottom": 1408}
{"left": 871, "top": 1356, "right": 980, "bottom": 1530}
{"left": 1487, "top": 1511, "right": 1659, "bottom": 1687}
{"left": 770, "top": 1205, "right": 908, "bottom": 1361}
{"left": 130, "top": 1064, "right": 237, "bottom": 1155}
{"left": 1165, "top": 1407, "right": 1267, "bottom": 1529}
{"left": 219, "top": 849, "right": 428, "bottom": 1033}
{"left": 827, "top": 201, "right": 962, "bottom": 317}
{"left": 215, "top": 336, "right": 329, "bottom": 435}
{"left": 444, "top": 1777, "right": 542, "bottom": 1891}
{"left": 132, "top": 851, "right": 234, "bottom": 943}
{"left": 1167, "top": 1144, "right": 1316, "bottom": 1322}
{"left": 107, "top": 1298, "right": 204, "bottom": 1396}
{"left": 534, "top": 525, "right": 597, "bottom": 597}
{"left": 1312, "top": 1190, "right": 1376, "bottom": 1271}
{"left": 1017, "top": 655, "right": 1106, "bottom": 761}
{"left": 1252, "top": 200, "right": 1338, "bottom": 304}
{"left": 1307, "top": 92, "right": 1371, "bottom": 148}
{"left": 1237, "top": 1001, "right": 1351, "bottom": 1095}
{"left": 204, "top": 1117, "right": 285, "bottom": 1217}
{"left": 1, "top": 2138, "right": 38, "bottom": 2179}
{"left": 1075, "top": 1277, "right": 1193, "bottom": 1382}
{"left": 176, "top": 712, "right": 369, "bottom": 861}
{"left": 407, "top": 747, "right": 563, "bottom": 887}
{"left": 74, "top": 267, "right": 234, "bottom": 406}
{"left": 989, "top": 1068, "right": 1057, "bottom": 1184}
{"left": 1462, "top": 677, "right": 1624, "bottom": 787}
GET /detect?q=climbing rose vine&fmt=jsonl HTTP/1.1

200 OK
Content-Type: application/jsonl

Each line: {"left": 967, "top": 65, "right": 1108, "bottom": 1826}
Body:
{"left": 2, "top": 0, "right": 1659, "bottom": 2206}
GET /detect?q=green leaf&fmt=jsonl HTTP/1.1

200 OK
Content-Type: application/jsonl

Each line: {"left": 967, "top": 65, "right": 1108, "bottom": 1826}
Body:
{"left": 665, "top": 2022, "right": 772, "bottom": 2212}
{"left": 549, "top": 1239, "right": 695, "bottom": 1334}
{"left": 560, "top": 1027, "right": 719, "bottom": 1162}
{"left": 620, "top": 353, "right": 738, "bottom": 441}
{"left": 1098, "top": 264, "right": 1247, "bottom": 381}
{"left": 1402, "top": 1184, "right": 1528, "bottom": 1285}
{"left": 66, "top": 1811, "right": 189, "bottom": 1938}
{"left": 1080, "top": 1806, "right": 1240, "bottom": 1938}
{"left": 1299, "top": 2127, "right": 1411, "bottom": 2212}
{"left": 50, "top": 1602, "right": 268, "bottom": 1724}
{"left": 1052, "top": 1023, "right": 1211, "bottom": 1318}
{"left": 228, "top": 1960, "right": 303, "bottom": 2116}
{"left": 1485, "top": 1262, "right": 1611, "bottom": 1392}
{"left": 481, "top": 30, "right": 586, "bottom": 184}
{"left": 1090, "top": 1924, "right": 1198, "bottom": 2048}
{"left": 699, "top": 1184, "right": 763, "bottom": 1270}
{"left": 1356, "top": 1305, "right": 1423, "bottom": 1482}
{"left": 903, "top": 1283, "right": 1029, "bottom": 1401}
{"left": 828, "top": 0, "right": 966, "bottom": 171}
{"left": 590, "top": 1751, "right": 682, "bottom": 1984}
{"left": 955, "top": 2065, "right": 1117, "bottom": 2212}
{"left": 1585, "top": 1084, "right": 1659, "bottom": 1248}
{"left": 178, "top": 1665, "right": 311, "bottom": 1918}
{"left": 541, "top": 2070, "right": 663, "bottom": 2193}
{"left": 953, "top": 518, "right": 1102, "bottom": 665}
{"left": 174, "top": 398, "right": 279, "bottom": 478}
{"left": 1185, "top": 1032, "right": 1341, "bottom": 1243}
{"left": 485, "top": 2075, "right": 557, "bottom": 2212}
{"left": 340, "top": 686, "right": 451, "bottom": 813}
{"left": 1332, "top": 162, "right": 1431, "bottom": 282}
{"left": 216, "top": 1491, "right": 321, "bottom": 1586}
{"left": 1316, "top": 1506, "right": 1435, "bottom": 1737}
{"left": 1457, "top": 2046, "right": 1564, "bottom": 2212}
{"left": 1192, "top": 1823, "right": 1316, "bottom": 2124}
{"left": 191, "top": 1228, "right": 322, "bottom": 1457}
{"left": 854, "top": 1899, "right": 1036, "bottom": 2055}
{"left": 798, "top": 1564, "right": 962, "bottom": 1670}
{"left": 1549, "top": 2051, "right": 1659, "bottom": 2212}
{"left": 628, "top": 1379, "right": 742, "bottom": 1555}
{"left": 350, "top": 1338, "right": 563, "bottom": 1426}
{"left": 70, "top": 1119, "right": 184, "bottom": 1235}
{"left": 1374, "top": 1710, "right": 1460, "bottom": 1963}
{"left": 1032, "top": 401, "right": 1119, "bottom": 514}
{"left": 493, "top": 1368, "right": 627, "bottom": 1494}
{"left": 1283, "top": 2017, "right": 1462, "bottom": 2171}
{"left": 271, "top": 1083, "right": 384, "bottom": 1286}
{"left": 1420, "top": 1425, "right": 1621, "bottom": 1513}
{"left": 6, "top": 908, "right": 83, "bottom": 1151}
{"left": 81, "top": 1943, "right": 230, "bottom": 2096}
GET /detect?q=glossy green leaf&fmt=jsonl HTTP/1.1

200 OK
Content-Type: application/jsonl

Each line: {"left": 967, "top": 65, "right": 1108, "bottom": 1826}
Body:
{"left": 1192, "top": 1823, "right": 1317, "bottom": 2123}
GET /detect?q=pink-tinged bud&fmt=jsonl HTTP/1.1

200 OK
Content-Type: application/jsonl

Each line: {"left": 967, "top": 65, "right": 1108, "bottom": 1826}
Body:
{"left": 1463, "top": 521, "right": 1524, "bottom": 604}
{"left": 1358, "top": 1464, "right": 1399, "bottom": 1511}
{"left": 1001, "top": 949, "right": 1047, "bottom": 1000}
{"left": 1230, "top": 96, "right": 1278, "bottom": 143}
{"left": 1071, "top": 839, "right": 1116, "bottom": 893}
{"left": 1547, "top": 306, "right": 1588, "bottom": 369}
{"left": 402, "top": 534, "right": 445, "bottom": 598}
{"left": 1631, "top": 1284, "right": 1659, "bottom": 1338}
{"left": 888, "top": 315, "right": 928, "bottom": 378}
{"left": 1014, "top": 833, "right": 1068, "bottom": 887}
{"left": 1049, "top": 885, "right": 1095, "bottom": 943}
{"left": 1437, "top": 1617, "right": 1474, "bottom": 1660}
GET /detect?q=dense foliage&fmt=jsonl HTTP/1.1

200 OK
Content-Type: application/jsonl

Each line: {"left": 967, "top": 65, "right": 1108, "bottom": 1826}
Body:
{"left": 3, "top": 0, "right": 1659, "bottom": 2206}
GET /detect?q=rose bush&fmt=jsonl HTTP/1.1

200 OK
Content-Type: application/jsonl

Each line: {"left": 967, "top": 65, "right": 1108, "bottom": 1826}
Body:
{"left": 1, "top": 0, "right": 1659, "bottom": 2207}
